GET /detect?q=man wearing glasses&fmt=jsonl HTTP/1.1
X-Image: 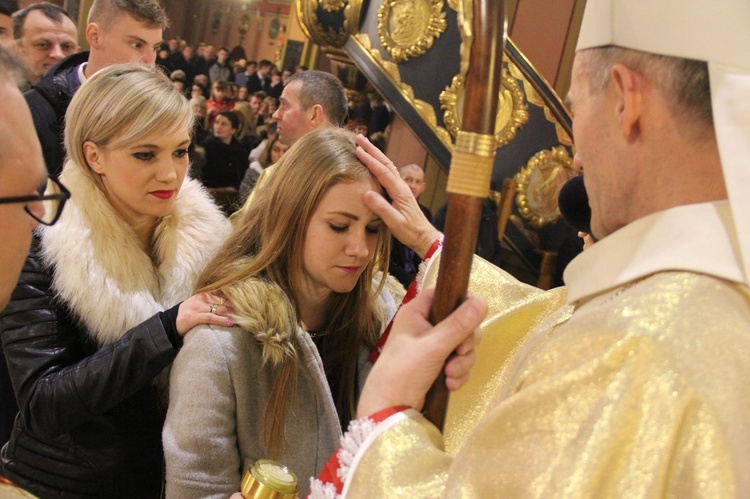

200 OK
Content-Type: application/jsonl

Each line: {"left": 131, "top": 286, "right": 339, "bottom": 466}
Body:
{"left": 0, "top": 46, "right": 68, "bottom": 447}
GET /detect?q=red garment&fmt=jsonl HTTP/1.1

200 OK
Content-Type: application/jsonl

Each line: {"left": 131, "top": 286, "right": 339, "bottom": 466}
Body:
{"left": 206, "top": 98, "right": 235, "bottom": 126}
{"left": 369, "top": 238, "right": 444, "bottom": 363}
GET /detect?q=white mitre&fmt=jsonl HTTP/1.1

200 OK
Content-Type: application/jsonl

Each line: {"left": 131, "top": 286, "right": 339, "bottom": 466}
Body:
{"left": 577, "top": 0, "right": 750, "bottom": 283}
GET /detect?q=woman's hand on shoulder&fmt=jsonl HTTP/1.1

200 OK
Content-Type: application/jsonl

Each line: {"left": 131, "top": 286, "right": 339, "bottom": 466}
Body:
{"left": 355, "top": 134, "right": 442, "bottom": 258}
{"left": 176, "top": 292, "right": 236, "bottom": 335}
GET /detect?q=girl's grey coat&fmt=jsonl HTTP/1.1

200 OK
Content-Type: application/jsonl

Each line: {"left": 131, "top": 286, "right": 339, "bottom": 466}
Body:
{"left": 163, "top": 276, "right": 404, "bottom": 498}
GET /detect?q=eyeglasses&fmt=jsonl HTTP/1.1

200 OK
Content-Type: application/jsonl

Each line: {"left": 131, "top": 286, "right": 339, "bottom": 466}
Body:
{"left": 0, "top": 176, "right": 71, "bottom": 226}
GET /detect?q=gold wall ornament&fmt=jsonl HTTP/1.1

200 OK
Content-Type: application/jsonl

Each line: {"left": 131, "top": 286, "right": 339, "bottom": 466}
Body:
{"left": 351, "top": 34, "right": 453, "bottom": 149}
{"left": 508, "top": 62, "right": 573, "bottom": 146}
{"left": 238, "top": 14, "right": 251, "bottom": 44}
{"left": 320, "top": 25, "right": 349, "bottom": 47}
{"left": 296, "top": 0, "right": 363, "bottom": 49}
{"left": 547, "top": 108, "right": 573, "bottom": 146}
{"left": 321, "top": 0, "right": 347, "bottom": 12}
{"left": 514, "top": 146, "right": 577, "bottom": 229}
{"left": 505, "top": 39, "right": 573, "bottom": 147}
{"left": 377, "top": 0, "right": 447, "bottom": 63}
{"left": 439, "top": 70, "right": 529, "bottom": 148}
{"left": 509, "top": 62, "right": 542, "bottom": 107}
{"left": 455, "top": 0, "right": 472, "bottom": 75}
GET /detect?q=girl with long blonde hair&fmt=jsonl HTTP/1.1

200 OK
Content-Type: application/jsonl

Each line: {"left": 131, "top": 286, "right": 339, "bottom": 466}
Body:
{"left": 164, "top": 127, "right": 405, "bottom": 497}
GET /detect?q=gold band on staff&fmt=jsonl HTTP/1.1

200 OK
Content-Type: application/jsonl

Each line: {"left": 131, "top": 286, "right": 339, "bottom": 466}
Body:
{"left": 446, "top": 131, "right": 496, "bottom": 197}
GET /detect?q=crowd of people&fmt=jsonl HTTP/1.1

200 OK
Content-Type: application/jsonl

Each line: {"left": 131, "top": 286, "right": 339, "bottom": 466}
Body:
{"left": 153, "top": 36, "right": 394, "bottom": 216}
{"left": 0, "top": 0, "right": 393, "bottom": 217}
{"left": 0, "top": 0, "right": 748, "bottom": 497}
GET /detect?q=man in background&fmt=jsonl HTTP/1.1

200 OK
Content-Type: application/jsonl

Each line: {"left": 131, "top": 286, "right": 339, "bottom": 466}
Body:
{"left": 272, "top": 69, "right": 347, "bottom": 147}
{"left": 0, "top": 0, "right": 18, "bottom": 46}
{"left": 208, "top": 46, "right": 231, "bottom": 84}
{"left": 389, "top": 163, "right": 433, "bottom": 287}
{"left": 234, "top": 58, "right": 256, "bottom": 88}
{"left": 25, "top": 0, "right": 168, "bottom": 176}
{"left": 0, "top": 45, "right": 66, "bottom": 447}
{"left": 233, "top": 70, "right": 347, "bottom": 216}
{"left": 246, "top": 58, "right": 274, "bottom": 93}
{"left": 190, "top": 41, "right": 209, "bottom": 77}
{"left": 166, "top": 35, "right": 178, "bottom": 55}
{"left": 12, "top": 2, "right": 78, "bottom": 87}
{"left": 170, "top": 42, "right": 194, "bottom": 85}
{"left": 351, "top": 90, "right": 391, "bottom": 137}
{"left": 280, "top": 67, "right": 293, "bottom": 84}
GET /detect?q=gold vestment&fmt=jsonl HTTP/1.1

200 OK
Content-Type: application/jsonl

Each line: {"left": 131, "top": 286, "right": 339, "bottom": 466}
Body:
{"left": 343, "top": 202, "right": 750, "bottom": 497}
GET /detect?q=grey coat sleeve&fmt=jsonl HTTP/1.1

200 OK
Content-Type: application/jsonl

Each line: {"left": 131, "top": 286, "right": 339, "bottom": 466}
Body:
{"left": 163, "top": 325, "right": 243, "bottom": 499}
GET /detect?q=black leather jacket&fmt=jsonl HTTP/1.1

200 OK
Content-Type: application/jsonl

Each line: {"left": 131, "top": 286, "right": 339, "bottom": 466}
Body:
{"left": 0, "top": 239, "right": 179, "bottom": 498}
{"left": 25, "top": 52, "right": 88, "bottom": 177}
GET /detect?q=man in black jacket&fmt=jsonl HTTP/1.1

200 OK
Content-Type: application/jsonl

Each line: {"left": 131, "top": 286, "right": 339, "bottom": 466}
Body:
{"left": 389, "top": 163, "right": 433, "bottom": 287}
{"left": 246, "top": 58, "right": 274, "bottom": 94}
{"left": 351, "top": 91, "right": 392, "bottom": 136}
{"left": 25, "top": 0, "right": 167, "bottom": 176}
{"left": 0, "top": 46, "right": 65, "bottom": 449}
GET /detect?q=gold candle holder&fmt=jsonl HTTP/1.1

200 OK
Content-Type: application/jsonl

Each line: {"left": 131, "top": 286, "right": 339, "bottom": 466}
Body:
{"left": 241, "top": 459, "right": 298, "bottom": 499}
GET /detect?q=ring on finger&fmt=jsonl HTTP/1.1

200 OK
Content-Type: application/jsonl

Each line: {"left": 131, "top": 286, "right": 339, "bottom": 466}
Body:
{"left": 209, "top": 303, "right": 218, "bottom": 314}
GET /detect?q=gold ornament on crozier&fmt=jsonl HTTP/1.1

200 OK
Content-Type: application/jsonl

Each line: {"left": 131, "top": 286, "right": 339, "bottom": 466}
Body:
{"left": 440, "top": 70, "right": 529, "bottom": 148}
{"left": 378, "top": 0, "right": 447, "bottom": 63}
{"left": 514, "top": 146, "right": 577, "bottom": 228}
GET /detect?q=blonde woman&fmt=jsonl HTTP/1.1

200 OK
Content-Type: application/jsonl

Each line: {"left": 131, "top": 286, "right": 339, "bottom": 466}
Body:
{"left": 0, "top": 65, "right": 232, "bottom": 497}
{"left": 233, "top": 100, "right": 259, "bottom": 149}
{"left": 164, "top": 128, "right": 406, "bottom": 497}
{"left": 238, "top": 132, "right": 289, "bottom": 203}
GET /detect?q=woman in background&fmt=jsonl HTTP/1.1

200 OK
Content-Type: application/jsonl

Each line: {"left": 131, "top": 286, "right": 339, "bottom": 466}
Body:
{"left": 206, "top": 79, "right": 235, "bottom": 126}
{"left": 233, "top": 100, "right": 260, "bottom": 151}
{"left": 0, "top": 65, "right": 231, "bottom": 497}
{"left": 200, "top": 110, "right": 250, "bottom": 214}
{"left": 188, "top": 95, "right": 209, "bottom": 179}
{"left": 239, "top": 132, "right": 288, "bottom": 203}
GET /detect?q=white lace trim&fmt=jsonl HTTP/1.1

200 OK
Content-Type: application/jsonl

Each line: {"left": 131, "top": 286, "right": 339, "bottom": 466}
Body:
{"left": 308, "top": 478, "right": 340, "bottom": 499}
{"left": 307, "top": 416, "right": 379, "bottom": 498}
{"left": 337, "top": 417, "right": 378, "bottom": 480}
{"left": 415, "top": 239, "right": 444, "bottom": 292}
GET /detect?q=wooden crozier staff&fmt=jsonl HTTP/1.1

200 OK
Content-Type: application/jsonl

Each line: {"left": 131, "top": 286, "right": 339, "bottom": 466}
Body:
{"left": 422, "top": 0, "right": 506, "bottom": 429}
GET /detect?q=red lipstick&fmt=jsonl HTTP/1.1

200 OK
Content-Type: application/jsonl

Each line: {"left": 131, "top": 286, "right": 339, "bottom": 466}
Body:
{"left": 150, "top": 190, "right": 175, "bottom": 199}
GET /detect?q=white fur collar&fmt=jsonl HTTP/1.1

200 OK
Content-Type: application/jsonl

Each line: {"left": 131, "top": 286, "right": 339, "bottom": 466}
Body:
{"left": 39, "top": 166, "right": 230, "bottom": 346}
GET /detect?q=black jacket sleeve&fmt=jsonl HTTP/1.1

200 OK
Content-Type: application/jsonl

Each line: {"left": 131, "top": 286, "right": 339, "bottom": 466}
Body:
{"left": 389, "top": 238, "right": 417, "bottom": 288}
{"left": 24, "top": 89, "right": 64, "bottom": 177}
{"left": 0, "top": 241, "right": 179, "bottom": 438}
